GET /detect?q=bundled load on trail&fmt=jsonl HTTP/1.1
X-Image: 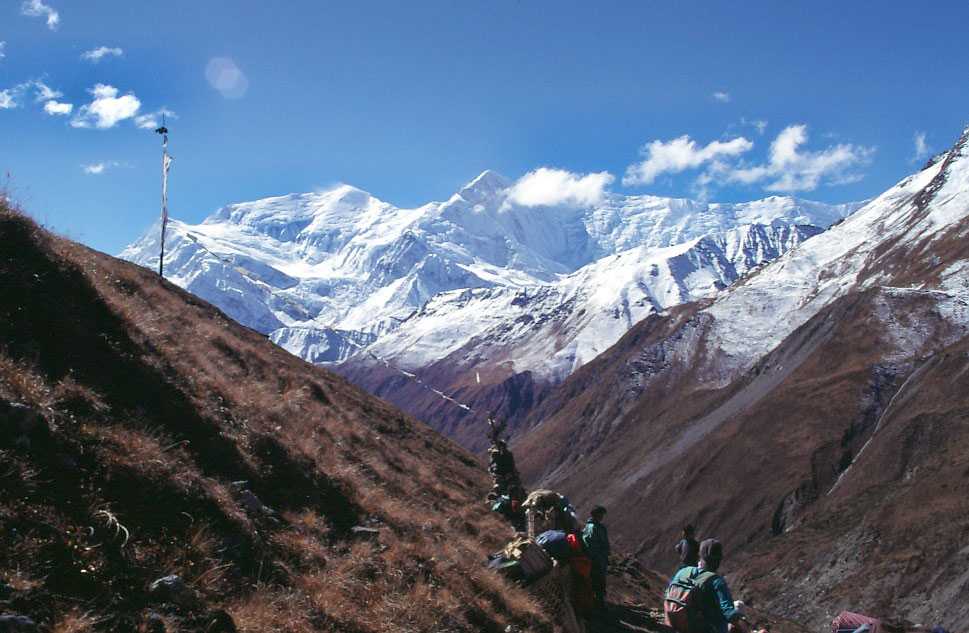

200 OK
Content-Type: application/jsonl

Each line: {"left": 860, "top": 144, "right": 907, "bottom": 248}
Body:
{"left": 830, "top": 612, "right": 938, "bottom": 633}
{"left": 488, "top": 535, "right": 554, "bottom": 583}
{"left": 522, "top": 489, "right": 579, "bottom": 538}
{"left": 482, "top": 420, "right": 594, "bottom": 633}
{"left": 486, "top": 527, "right": 593, "bottom": 633}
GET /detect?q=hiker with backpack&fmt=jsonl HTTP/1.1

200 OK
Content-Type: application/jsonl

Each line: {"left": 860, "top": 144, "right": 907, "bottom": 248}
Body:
{"left": 581, "top": 505, "right": 610, "bottom": 615}
{"left": 665, "top": 538, "right": 749, "bottom": 633}
{"left": 675, "top": 524, "right": 700, "bottom": 572}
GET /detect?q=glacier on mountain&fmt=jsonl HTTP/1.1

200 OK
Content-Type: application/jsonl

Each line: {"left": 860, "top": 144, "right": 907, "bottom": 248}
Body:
{"left": 120, "top": 171, "right": 861, "bottom": 377}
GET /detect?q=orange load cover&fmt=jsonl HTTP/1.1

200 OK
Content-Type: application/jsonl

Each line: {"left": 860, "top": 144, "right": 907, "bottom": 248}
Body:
{"left": 832, "top": 612, "right": 882, "bottom": 633}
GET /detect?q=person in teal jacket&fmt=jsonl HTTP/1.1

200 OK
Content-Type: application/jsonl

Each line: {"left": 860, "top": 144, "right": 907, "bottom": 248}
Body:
{"left": 581, "top": 505, "right": 610, "bottom": 613}
{"left": 668, "top": 539, "right": 747, "bottom": 633}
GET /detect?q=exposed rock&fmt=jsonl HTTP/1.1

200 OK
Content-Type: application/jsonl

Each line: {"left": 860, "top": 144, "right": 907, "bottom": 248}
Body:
{"left": 147, "top": 575, "right": 199, "bottom": 609}
{"left": 203, "top": 609, "right": 237, "bottom": 633}
{"left": 143, "top": 612, "right": 166, "bottom": 633}
{"left": 236, "top": 489, "right": 275, "bottom": 517}
{"left": 0, "top": 401, "right": 51, "bottom": 450}
{"left": 0, "top": 615, "right": 37, "bottom": 633}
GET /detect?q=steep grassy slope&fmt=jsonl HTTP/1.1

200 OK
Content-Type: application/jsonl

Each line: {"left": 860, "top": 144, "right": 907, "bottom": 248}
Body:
{"left": 0, "top": 200, "right": 551, "bottom": 633}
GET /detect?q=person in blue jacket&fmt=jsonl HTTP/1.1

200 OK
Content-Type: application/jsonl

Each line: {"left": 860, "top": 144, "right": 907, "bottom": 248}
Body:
{"left": 669, "top": 538, "right": 748, "bottom": 633}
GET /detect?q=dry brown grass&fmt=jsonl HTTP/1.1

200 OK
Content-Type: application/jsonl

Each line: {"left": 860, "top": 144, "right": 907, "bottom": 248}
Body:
{"left": 0, "top": 199, "right": 553, "bottom": 632}
{"left": 50, "top": 610, "right": 106, "bottom": 633}
{"left": 0, "top": 354, "right": 51, "bottom": 405}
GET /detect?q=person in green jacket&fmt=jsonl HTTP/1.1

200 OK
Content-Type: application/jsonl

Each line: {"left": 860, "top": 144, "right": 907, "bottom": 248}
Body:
{"left": 581, "top": 505, "right": 610, "bottom": 614}
{"left": 668, "top": 539, "right": 747, "bottom": 633}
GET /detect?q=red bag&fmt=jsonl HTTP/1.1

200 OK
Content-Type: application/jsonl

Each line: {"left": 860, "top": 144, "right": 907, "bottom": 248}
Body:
{"left": 567, "top": 533, "right": 582, "bottom": 553}
{"left": 664, "top": 569, "right": 716, "bottom": 633}
{"left": 832, "top": 612, "right": 882, "bottom": 633}
{"left": 569, "top": 554, "right": 595, "bottom": 615}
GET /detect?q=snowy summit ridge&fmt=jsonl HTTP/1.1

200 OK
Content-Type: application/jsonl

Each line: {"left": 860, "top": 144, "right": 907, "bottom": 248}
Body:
{"left": 121, "top": 171, "right": 861, "bottom": 377}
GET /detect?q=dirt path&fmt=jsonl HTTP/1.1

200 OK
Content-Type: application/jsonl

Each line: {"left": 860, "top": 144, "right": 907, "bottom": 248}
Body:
{"left": 587, "top": 603, "right": 667, "bottom": 632}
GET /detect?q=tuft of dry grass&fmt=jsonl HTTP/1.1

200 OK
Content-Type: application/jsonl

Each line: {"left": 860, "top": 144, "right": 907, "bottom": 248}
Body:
{"left": 0, "top": 354, "right": 51, "bottom": 405}
{"left": 50, "top": 610, "right": 106, "bottom": 633}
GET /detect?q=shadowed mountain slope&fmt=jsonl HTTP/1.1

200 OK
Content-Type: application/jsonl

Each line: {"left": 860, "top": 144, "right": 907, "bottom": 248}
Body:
{"left": 0, "top": 201, "right": 552, "bottom": 633}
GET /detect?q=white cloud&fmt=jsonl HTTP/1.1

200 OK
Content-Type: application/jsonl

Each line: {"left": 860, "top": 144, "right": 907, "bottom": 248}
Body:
{"left": 623, "top": 135, "right": 753, "bottom": 186}
{"left": 740, "top": 117, "right": 768, "bottom": 135}
{"left": 712, "top": 91, "right": 731, "bottom": 103}
{"left": 913, "top": 132, "right": 930, "bottom": 162}
{"left": 505, "top": 168, "right": 614, "bottom": 208}
{"left": 71, "top": 84, "right": 141, "bottom": 129}
{"left": 135, "top": 107, "right": 177, "bottom": 130}
{"left": 82, "top": 160, "right": 125, "bottom": 175}
{"left": 205, "top": 57, "right": 248, "bottom": 99}
{"left": 43, "top": 100, "right": 72, "bottom": 115}
{"left": 21, "top": 0, "right": 59, "bottom": 30}
{"left": 32, "top": 80, "right": 61, "bottom": 102}
{"left": 709, "top": 124, "right": 874, "bottom": 192}
{"left": 0, "top": 79, "right": 63, "bottom": 110}
{"left": 81, "top": 46, "right": 123, "bottom": 63}
{"left": 0, "top": 42, "right": 6, "bottom": 61}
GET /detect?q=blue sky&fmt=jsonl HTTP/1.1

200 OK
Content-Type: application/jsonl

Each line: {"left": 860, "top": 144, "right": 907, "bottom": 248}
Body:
{"left": 2, "top": 0, "right": 967, "bottom": 254}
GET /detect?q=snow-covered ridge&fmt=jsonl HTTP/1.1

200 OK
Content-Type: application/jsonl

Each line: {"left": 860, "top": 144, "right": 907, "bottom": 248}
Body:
{"left": 367, "top": 223, "right": 823, "bottom": 379}
{"left": 700, "top": 127, "right": 969, "bottom": 384}
{"left": 121, "top": 172, "right": 860, "bottom": 375}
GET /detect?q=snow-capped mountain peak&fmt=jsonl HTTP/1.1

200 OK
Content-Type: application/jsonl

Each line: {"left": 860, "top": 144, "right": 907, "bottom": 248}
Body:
{"left": 121, "top": 173, "right": 860, "bottom": 372}
{"left": 456, "top": 170, "right": 512, "bottom": 204}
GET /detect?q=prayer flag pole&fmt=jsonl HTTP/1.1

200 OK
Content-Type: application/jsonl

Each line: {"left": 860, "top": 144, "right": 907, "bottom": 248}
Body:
{"left": 155, "top": 117, "right": 172, "bottom": 277}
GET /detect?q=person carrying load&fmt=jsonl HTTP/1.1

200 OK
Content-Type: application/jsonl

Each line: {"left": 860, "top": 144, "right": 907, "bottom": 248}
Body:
{"left": 665, "top": 538, "right": 748, "bottom": 633}
{"left": 486, "top": 418, "right": 526, "bottom": 529}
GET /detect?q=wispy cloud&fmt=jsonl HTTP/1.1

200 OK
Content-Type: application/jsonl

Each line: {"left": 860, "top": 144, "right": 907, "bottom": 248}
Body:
{"left": 82, "top": 160, "right": 126, "bottom": 175}
{"left": 0, "top": 42, "right": 7, "bottom": 61}
{"left": 205, "top": 57, "right": 249, "bottom": 99}
{"left": 0, "top": 78, "right": 65, "bottom": 110}
{"left": 740, "top": 117, "right": 768, "bottom": 135}
{"left": 33, "top": 80, "right": 61, "bottom": 102}
{"left": 623, "top": 135, "right": 753, "bottom": 186}
{"left": 71, "top": 84, "right": 141, "bottom": 129}
{"left": 703, "top": 124, "right": 874, "bottom": 193}
{"left": 21, "top": 0, "right": 59, "bottom": 30}
{"left": 505, "top": 168, "right": 614, "bottom": 208}
{"left": 712, "top": 91, "right": 731, "bottom": 103}
{"left": 81, "top": 46, "right": 123, "bottom": 63}
{"left": 43, "top": 100, "right": 72, "bottom": 115}
{"left": 134, "top": 107, "right": 177, "bottom": 130}
{"left": 912, "top": 131, "right": 930, "bottom": 162}
{"left": 82, "top": 163, "right": 107, "bottom": 175}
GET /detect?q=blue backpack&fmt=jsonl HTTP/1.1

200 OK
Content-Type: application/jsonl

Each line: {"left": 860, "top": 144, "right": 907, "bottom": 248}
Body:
{"left": 536, "top": 530, "right": 573, "bottom": 561}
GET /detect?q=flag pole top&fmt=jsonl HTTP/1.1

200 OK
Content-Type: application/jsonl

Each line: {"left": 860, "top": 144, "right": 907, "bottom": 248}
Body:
{"left": 155, "top": 113, "right": 168, "bottom": 136}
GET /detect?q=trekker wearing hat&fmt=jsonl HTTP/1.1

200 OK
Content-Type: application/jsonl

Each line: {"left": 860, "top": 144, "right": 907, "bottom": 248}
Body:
{"left": 675, "top": 524, "right": 700, "bottom": 572}
{"left": 668, "top": 538, "right": 747, "bottom": 633}
{"left": 581, "top": 505, "right": 610, "bottom": 615}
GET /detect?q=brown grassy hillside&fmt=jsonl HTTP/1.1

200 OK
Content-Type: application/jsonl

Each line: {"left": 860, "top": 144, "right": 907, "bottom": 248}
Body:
{"left": 513, "top": 285, "right": 969, "bottom": 629}
{"left": 0, "top": 199, "right": 551, "bottom": 633}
